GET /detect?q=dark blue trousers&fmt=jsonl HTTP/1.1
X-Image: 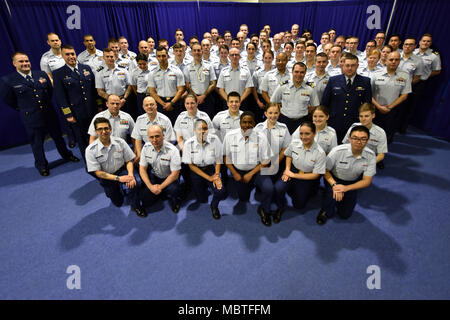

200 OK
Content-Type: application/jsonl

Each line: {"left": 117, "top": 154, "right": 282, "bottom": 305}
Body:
{"left": 190, "top": 165, "right": 227, "bottom": 208}
{"left": 278, "top": 114, "right": 310, "bottom": 135}
{"left": 235, "top": 167, "right": 273, "bottom": 213}
{"left": 98, "top": 167, "right": 139, "bottom": 208}
{"left": 25, "top": 121, "right": 73, "bottom": 171}
{"left": 139, "top": 171, "right": 182, "bottom": 208}
{"left": 323, "top": 175, "right": 359, "bottom": 219}
{"left": 275, "top": 167, "right": 320, "bottom": 211}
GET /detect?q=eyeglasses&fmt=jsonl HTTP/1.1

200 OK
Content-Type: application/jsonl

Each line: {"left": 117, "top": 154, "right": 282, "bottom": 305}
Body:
{"left": 96, "top": 127, "right": 111, "bottom": 132}
{"left": 229, "top": 54, "right": 240, "bottom": 57}
{"left": 350, "top": 137, "right": 368, "bottom": 142}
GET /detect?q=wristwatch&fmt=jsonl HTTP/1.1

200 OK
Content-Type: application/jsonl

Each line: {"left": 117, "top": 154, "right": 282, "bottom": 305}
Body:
{"left": 115, "top": 176, "right": 120, "bottom": 181}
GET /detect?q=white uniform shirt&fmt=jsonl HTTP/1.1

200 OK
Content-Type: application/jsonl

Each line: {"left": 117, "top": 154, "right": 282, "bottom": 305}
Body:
{"left": 216, "top": 65, "right": 254, "bottom": 95}
{"left": 183, "top": 61, "right": 217, "bottom": 96}
{"left": 414, "top": 48, "right": 442, "bottom": 80}
{"left": 212, "top": 110, "right": 243, "bottom": 141}
{"left": 40, "top": 50, "right": 65, "bottom": 74}
{"left": 271, "top": 80, "right": 319, "bottom": 119}
{"left": 284, "top": 140, "right": 326, "bottom": 174}
{"left": 139, "top": 141, "right": 181, "bottom": 179}
{"left": 182, "top": 134, "right": 223, "bottom": 167}
{"left": 88, "top": 110, "right": 135, "bottom": 140}
{"left": 292, "top": 125, "right": 338, "bottom": 155}
{"left": 326, "top": 144, "right": 376, "bottom": 181}
{"left": 371, "top": 70, "right": 412, "bottom": 105}
{"left": 77, "top": 49, "right": 103, "bottom": 71}
{"left": 131, "top": 112, "right": 175, "bottom": 142}
{"left": 260, "top": 69, "right": 291, "bottom": 97}
{"left": 95, "top": 66, "right": 130, "bottom": 95}
{"left": 174, "top": 110, "right": 214, "bottom": 141}
{"left": 223, "top": 128, "right": 273, "bottom": 171}
{"left": 86, "top": 136, "right": 135, "bottom": 173}
{"left": 148, "top": 65, "right": 185, "bottom": 97}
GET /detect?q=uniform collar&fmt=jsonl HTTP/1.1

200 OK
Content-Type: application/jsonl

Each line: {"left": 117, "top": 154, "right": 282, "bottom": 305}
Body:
{"left": 96, "top": 137, "right": 119, "bottom": 157}
{"left": 17, "top": 70, "right": 32, "bottom": 79}
{"left": 295, "top": 140, "right": 318, "bottom": 151}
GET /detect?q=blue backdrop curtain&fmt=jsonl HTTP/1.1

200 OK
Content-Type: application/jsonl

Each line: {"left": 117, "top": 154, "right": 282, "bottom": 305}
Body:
{"left": 0, "top": 0, "right": 449, "bottom": 148}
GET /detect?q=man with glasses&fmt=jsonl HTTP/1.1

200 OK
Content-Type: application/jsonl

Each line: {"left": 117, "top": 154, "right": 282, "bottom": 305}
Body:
{"left": 316, "top": 125, "right": 376, "bottom": 225}
{"left": 375, "top": 32, "right": 386, "bottom": 51}
{"left": 86, "top": 117, "right": 145, "bottom": 217}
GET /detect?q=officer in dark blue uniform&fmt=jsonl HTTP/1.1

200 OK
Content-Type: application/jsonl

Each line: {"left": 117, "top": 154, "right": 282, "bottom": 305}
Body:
{"left": 53, "top": 45, "right": 97, "bottom": 162}
{"left": 0, "top": 52, "right": 79, "bottom": 176}
{"left": 321, "top": 53, "right": 372, "bottom": 142}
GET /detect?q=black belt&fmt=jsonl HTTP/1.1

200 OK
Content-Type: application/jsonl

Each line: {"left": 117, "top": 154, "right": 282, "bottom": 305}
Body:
{"left": 137, "top": 92, "right": 150, "bottom": 96}
{"left": 161, "top": 96, "right": 174, "bottom": 102}
{"left": 197, "top": 164, "right": 214, "bottom": 170}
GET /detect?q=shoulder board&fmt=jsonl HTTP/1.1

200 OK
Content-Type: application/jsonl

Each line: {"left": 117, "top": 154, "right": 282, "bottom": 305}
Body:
{"left": 117, "top": 65, "right": 126, "bottom": 69}
{"left": 306, "top": 81, "right": 315, "bottom": 88}
{"left": 96, "top": 66, "right": 104, "bottom": 72}
{"left": 280, "top": 80, "right": 289, "bottom": 86}
{"left": 89, "top": 143, "right": 97, "bottom": 150}
{"left": 434, "top": 51, "right": 439, "bottom": 55}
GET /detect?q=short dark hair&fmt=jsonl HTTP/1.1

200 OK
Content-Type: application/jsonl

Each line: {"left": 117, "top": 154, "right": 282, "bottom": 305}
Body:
{"left": 136, "top": 53, "right": 148, "bottom": 62}
{"left": 61, "top": 44, "right": 75, "bottom": 51}
{"left": 240, "top": 111, "right": 255, "bottom": 121}
{"left": 227, "top": 91, "right": 241, "bottom": 101}
{"left": 350, "top": 125, "right": 370, "bottom": 138}
{"left": 156, "top": 45, "right": 168, "bottom": 54}
{"left": 94, "top": 117, "right": 111, "bottom": 130}
{"left": 300, "top": 121, "right": 316, "bottom": 134}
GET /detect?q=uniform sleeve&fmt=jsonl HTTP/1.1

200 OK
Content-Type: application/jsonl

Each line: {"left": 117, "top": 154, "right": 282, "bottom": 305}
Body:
{"left": 342, "top": 126, "right": 352, "bottom": 144}
{"left": 216, "top": 72, "right": 225, "bottom": 89}
{"left": 402, "top": 74, "right": 412, "bottom": 95}
{"left": 209, "top": 64, "right": 217, "bottom": 81}
{"left": 281, "top": 128, "right": 292, "bottom": 150}
{"left": 313, "top": 151, "right": 327, "bottom": 175}
{"left": 176, "top": 69, "right": 185, "bottom": 87}
{"left": 329, "top": 131, "right": 338, "bottom": 152}
{"left": 260, "top": 72, "right": 270, "bottom": 93}
{"left": 363, "top": 153, "right": 377, "bottom": 177}
{"left": 122, "top": 141, "right": 136, "bottom": 163}
{"left": 284, "top": 142, "right": 293, "bottom": 157}
{"left": 377, "top": 129, "right": 388, "bottom": 154}
{"left": 245, "top": 71, "right": 254, "bottom": 88}
{"left": 131, "top": 122, "right": 141, "bottom": 140}
{"left": 52, "top": 70, "right": 73, "bottom": 119}
{"left": 309, "top": 87, "right": 319, "bottom": 106}
{"left": 130, "top": 70, "right": 138, "bottom": 86}
{"left": 164, "top": 119, "right": 176, "bottom": 141}
{"left": 173, "top": 115, "right": 182, "bottom": 135}
{"left": 170, "top": 148, "right": 182, "bottom": 172}
{"left": 0, "top": 76, "right": 18, "bottom": 109}
{"left": 270, "top": 85, "right": 282, "bottom": 103}
{"left": 40, "top": 55, "right": 50, "bottom": 74}
{"left": 128, "top": 117, "right": 136, "bottom": 137}
{"left": 183, "top": 66, "right": 191, "bottom": 83}
{"left": 85, "top": 148, "right": 101, "bottom": 172}
{"left": 433, "top": 53, "right": 442, "bottom": 71}
{"left": 139, "top": 147, "right": 149, "bottom": 167}
{"left": 214, "top": 136, "right": 223, "bottom": 163}
{"left": 95, "top": 71, "right": 105, "bottom": 89}
{"left": 181, "top": 141, "right": 192, "bottom": 164}
{"left": 147, "top": 71, "right": 156, "bottom": 89}
{"left": 326, "top": 147, "right": 338, "bottom": 171}
{"left": 414, "top": 58, "right": 425, "bottom": 78}
{"left": 222, "top": 133, "right": 231, "bottom": 158}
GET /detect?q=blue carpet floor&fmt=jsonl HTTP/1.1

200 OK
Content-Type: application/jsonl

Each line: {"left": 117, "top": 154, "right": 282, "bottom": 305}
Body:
{"left": 0, "top": 128, "right": 449, "bottom": 300}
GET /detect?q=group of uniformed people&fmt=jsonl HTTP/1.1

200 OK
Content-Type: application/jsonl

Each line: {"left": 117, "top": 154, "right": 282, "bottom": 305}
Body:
{"left": 0, "top": 24, "right": 441, "bottom": 226}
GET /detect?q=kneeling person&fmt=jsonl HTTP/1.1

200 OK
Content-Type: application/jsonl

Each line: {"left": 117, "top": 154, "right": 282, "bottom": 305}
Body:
{"left": 85, "top": 117, "right": 144, "bottom": 216}
{"left": 182, "top": 119, "right": 227, "bottom": 219}
{"left": 139, "top": 124, "right": 183, "bottom": 214}
{"left": 317, "top": 125, "right": 376, "bottom": 225}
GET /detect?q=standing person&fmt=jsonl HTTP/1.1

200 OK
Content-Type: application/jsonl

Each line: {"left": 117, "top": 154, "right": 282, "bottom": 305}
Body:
{"left": 325, "top": 45, "right": 343, "bottom": 77}
{"left": 305, "top": 52, "right": 330, "bottom": 102}
{"left": 223, "top": 111, "right": 273, "bottom": 226}
{"left": 182, "top": 119, "right": 227, "bottom": 219}
{"left": 379, "top": 44, "right": 393, "bottom": 68}
{"left": 77, "top": 34, "right": 103, "bottom": 71}
{"left": 53, "top": 45, "right": 97, "bottom": 161}
{"left": 371, "top": 51, "right": 411, "bottom": 144}
{"left": 375, "top": 31, "right": 386, "bottom": 51}
{"left": 184, "top": 43, "right": 217, "bottom": 119}
{"left": 316, "top": 126, "right": 376, "bottom": 225}
{"left": 216, "top": 47, "right": 253, "bottom": 111}
{"left": 130, "top": 53, "right": 151, "bottom": 116}
{"left": 278, "top": 121, "right": 326, "bottom": 218}
{"left": 254, "top": 103, "right": 291, "bottom": 223}
{"left": 138, "top": 125, "right": 183, "bottom": 214}
{"left": 148, "top": 46, "right": 185, "bottom": 124}
{"left": 321, "top": 54, "right": 372, "bottom": 142}
{"left": 271, "top": 62, "right": 319, "bottom": 134}
{"left": 261, "top": 52, "right": 290, "bottom": 106}
{"left": 0, "top": 52, "right": 79, "bottom": 176}
{"left": 358, "top": 50, "right": 383, "bottom": 78}
{"left": 118, "top": 36, "right": 137, "bottom": 60}
{"left": 40, "top": 33, "right": 65, "bottom": 82}
{"left": 252, "top": 50, "right": 276, "bottom": 120}
{"left": 95, "top": 48, "right": 133, "bottom": 118}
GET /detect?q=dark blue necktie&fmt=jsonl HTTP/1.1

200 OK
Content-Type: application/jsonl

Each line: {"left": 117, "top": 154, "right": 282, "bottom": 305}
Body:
{"left": 26, "top": 75, "right": 33, "bottom": 84}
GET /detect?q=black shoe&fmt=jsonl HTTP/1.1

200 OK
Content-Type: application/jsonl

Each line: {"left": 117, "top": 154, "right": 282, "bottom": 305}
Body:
{"left": 258, "top": 206, "right": 271, "bottom": 227}
{"left": 65, "top": 155, "right": 80, "bottom": 163}
{"left": 171, "top": 203, "right": 181, "bottom": 214}
{"left": 39, "top": 168, "right": 50, "bottom": 176}
{"left": 377, "top": 161, "right": 385, "bottom": 170}
{"left": 211, "top": 205, "right": 221, "bottom": 220}
{"left": 134, "top": 207, "right": 147, "bottom": 218}
{"left": 272, "top": 209, "right": 282, "bottom": 224}
{"left": 69, "top": 141, "right": 76, "bottom": 148}
{"left": 316, "top": 209, "right": 328, "bottom": 226}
